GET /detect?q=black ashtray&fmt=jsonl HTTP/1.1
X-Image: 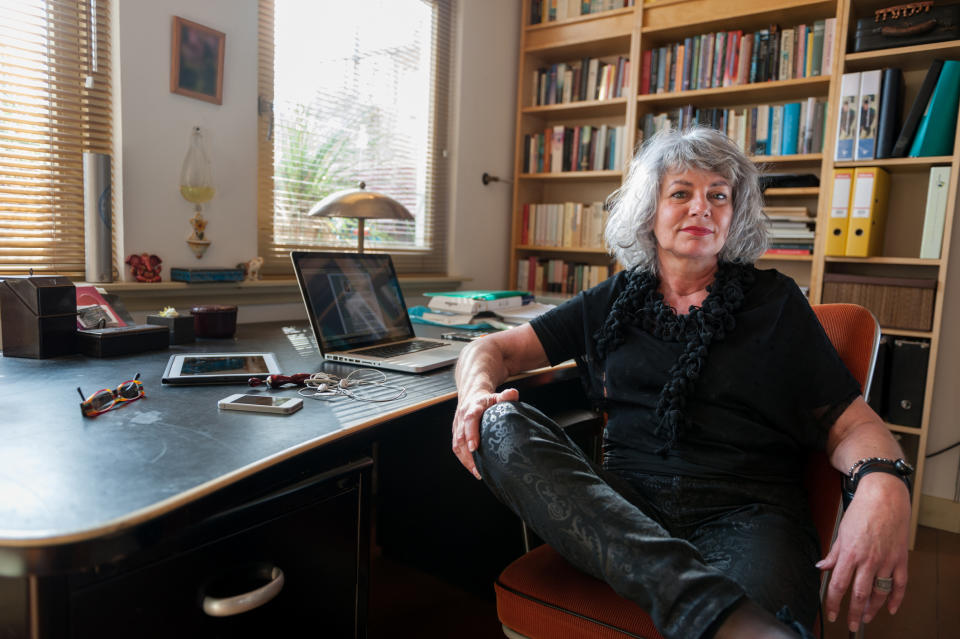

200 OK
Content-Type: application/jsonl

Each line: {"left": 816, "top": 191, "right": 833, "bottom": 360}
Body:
{"left": 146, "top": 313, "right": 195, "bottom": 344}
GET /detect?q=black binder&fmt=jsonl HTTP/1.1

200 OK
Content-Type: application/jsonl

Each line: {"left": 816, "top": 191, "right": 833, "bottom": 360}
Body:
{"left": 891, "top": 60, "right": 943, "bottom": 158}
{"left": 885, "top": 338, "right": 930, "bottom": 428}
{"left": 875, "top": 68, "right": 903, "bottom": 159}
{"left": 866, "top": 334, "right": 891, "bottom": 418}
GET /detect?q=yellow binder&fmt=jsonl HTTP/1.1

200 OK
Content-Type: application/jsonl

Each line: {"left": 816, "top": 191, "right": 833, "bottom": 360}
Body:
{"left": 826, "top": 169, "right": 854, "bottom": 255}
{"left": 845, "top": 166, "right": 890, "bottom": 257}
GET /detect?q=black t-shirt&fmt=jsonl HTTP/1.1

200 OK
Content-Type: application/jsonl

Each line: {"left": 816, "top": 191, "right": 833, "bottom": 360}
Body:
{"left": 529, "top": 267, "right": 860, "bottom": 483}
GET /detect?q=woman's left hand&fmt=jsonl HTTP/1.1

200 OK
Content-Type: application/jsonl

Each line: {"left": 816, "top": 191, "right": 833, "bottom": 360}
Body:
{"left": 817, "top": 472, "right": 910, "bottom": 632}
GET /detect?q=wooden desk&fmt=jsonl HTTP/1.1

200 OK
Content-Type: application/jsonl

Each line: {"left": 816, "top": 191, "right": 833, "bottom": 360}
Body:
{"left": 0, "top": 321, "right": 582, "bottom": 638}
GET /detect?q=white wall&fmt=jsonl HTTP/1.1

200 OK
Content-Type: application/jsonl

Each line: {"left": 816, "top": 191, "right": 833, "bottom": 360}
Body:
{"left": 113, "top": 0, "right": 519, "bottom": 292}
{"left": 115, "top": 0, "right": 260, "bottom": 276}
{"left": 448, "top": 0, "right": 520, "bottom": 290}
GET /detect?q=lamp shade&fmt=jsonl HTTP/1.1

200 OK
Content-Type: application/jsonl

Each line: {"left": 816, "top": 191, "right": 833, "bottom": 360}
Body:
{"left": 306, "top": 182, "right": 413, "bottom": 253}
{"left": 307, "top": 183, "right": 413, "bottom": 221}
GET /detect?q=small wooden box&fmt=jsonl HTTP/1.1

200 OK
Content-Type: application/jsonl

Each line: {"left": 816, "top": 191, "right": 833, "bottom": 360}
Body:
{"left": 821, "top": 274, "right": 936, "bottom": 331}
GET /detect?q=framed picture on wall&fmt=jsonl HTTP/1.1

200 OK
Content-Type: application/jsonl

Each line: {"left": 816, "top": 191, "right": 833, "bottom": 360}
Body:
{"left": 170, "top": 16, "right": 225, "bottom": 105}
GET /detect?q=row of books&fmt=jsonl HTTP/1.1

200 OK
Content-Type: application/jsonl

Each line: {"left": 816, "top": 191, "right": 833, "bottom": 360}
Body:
{"left": 827, "top": 166, "right": 951, "bottom": 259}
{"left": 639, "top": 20, "right": 835, "bottom": 95}
{"left": 764, "top": 206, "right": 816, "bottom": 255}
{"left": 532, "top": 56, "right": 630, "bottom": 106}
{"left": 529, "top": 0, "right": 633, "bottom": 24}
{"left": 517, "top": 257, "right": 613, "bottom": 295}
{"left": 640, "top": 97, "right": 828, "bottom": 157}
{"left": 523, "top": 124, "right": 626, "bottom": 173}
{"left": 835, "top": 60, "right": 960, "bottom": 161}
{"left": 520, "top": 201, "right": 608, "bottom": 249}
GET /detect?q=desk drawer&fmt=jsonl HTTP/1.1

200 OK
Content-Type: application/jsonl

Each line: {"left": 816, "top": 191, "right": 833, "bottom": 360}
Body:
{"left": 69, "top": 460, "right": 370, "bottom": 639}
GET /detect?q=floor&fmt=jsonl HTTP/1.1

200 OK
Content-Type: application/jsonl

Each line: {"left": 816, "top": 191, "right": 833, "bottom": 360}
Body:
{"left": 824, "top": 525, "right": 960, "bottom": 639}
{"left": 368, "top": 525, "right": 960, "bottom": 639}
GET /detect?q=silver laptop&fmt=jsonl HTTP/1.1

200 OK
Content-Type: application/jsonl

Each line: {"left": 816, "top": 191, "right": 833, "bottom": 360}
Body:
{"left": 291, "top": 251, "right": 464, "bottom": 373}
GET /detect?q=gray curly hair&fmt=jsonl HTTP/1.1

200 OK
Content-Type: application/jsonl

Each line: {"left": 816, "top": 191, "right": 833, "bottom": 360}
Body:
{"left": 604, "top": 126, "right": 769, "bottom": 274}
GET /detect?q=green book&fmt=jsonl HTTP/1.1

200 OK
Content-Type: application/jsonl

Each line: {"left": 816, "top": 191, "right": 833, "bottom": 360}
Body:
{"left": 424, "top": 290, "right": 530, "bottom": 300}
{"left": 908, "top": 60, "right": 960, "bottom": 157}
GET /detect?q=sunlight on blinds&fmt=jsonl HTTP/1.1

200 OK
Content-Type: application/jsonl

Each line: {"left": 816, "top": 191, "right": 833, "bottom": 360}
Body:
{"left": 0, "top": 0, "right": 113, "bottom": 277}
{"left": 259, "top": 0, "right": 451, "bottom": 275}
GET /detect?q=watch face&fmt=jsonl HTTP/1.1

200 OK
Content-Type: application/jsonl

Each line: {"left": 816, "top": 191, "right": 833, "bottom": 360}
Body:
{"left": 895, "top": 459, "right": 915, "bottom": 475}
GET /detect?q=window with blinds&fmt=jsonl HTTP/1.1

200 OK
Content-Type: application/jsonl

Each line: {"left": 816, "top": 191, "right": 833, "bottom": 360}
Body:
{"left": 0, "top": 0, "right": 113, "bottom": 278}
{"left": 257, "top": 0, "right": 452, "bottom": 276}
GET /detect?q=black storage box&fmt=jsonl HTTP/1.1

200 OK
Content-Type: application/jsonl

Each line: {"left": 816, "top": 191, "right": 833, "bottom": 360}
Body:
{"left": 853, "top": 3, "right": 960, "bottom": 53}
{"left": 146, "top": 313, "right": 195, "bottom": 344}
{"left": 0, "top": 275, "right": 77, "bottom": 358}
{"left": 77, "top": 324, "right": 169, "bottom": 357}
{"left": 885, "top": 338, "right": 930, "bottom": 428}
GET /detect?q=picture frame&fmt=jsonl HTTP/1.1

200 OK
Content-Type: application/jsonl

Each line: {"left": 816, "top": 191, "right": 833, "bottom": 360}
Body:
{"left": 170, "top": 16, "right": 225, "bottom": 105}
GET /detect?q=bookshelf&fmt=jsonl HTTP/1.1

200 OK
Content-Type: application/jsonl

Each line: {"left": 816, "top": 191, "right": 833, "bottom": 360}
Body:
{"left": 811, "top": 0, "right": 960, "bottom": 548}
{"left": 509, "top": 0, "right": 960, "bottom": 546}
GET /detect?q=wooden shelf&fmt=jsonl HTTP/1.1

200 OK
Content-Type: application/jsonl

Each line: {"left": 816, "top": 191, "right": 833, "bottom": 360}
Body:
{"left": 880, "top": 327, "right": 934, "bottom": 339}
{"left": 824, "top": 256, "right": 942, "bottom": 266}
{"left": 886, "top": 423, "right": 924, "bottom": 436}
{"left": 833, "top": 156, "right": 953, "bottom": 172}
{"left": 514, "top": 245, "right": 609, "bottom": 254}
{"left": 525, "top": 9, "right": 633, "bottom": 57}
{"left": 753, "top": 153, "right": 822, "bottom": 164}
{"left": 642, "top": 0, "right": 836, "bottom": 40}
{"left": 759, "top": 253, "right": 814, "bottom": 261}
{"left": 523, "top": 97, "right": 629, "bottom": 119}
{"left": 637, "top": 76, "right": 830, "bottom": 109}
{"left": 764, "top": 187, "right": 820, "bottom": 196}
{"left": 843, "top": 40, "right": 960, "bottom": 73}
{"left": 518, "top": 170, "right": 623, "bottom": 181}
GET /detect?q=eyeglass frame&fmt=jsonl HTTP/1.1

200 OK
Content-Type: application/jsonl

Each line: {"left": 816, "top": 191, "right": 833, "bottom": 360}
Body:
{"left": 77, "top": 373, "right": 145, "bottom": 417}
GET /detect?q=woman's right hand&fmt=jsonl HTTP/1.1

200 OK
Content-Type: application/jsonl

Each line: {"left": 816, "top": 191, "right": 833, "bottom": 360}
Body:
{"left": 450, "top": 323, "right": 549, "bottom": 480}
{"left": 451, "top": 387, "right": 519, "bottom": 479}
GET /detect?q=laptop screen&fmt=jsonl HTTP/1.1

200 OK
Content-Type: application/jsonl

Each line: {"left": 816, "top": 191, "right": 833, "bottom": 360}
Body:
{"left": 291, "top": 251, "right": 415, "bottom": 352}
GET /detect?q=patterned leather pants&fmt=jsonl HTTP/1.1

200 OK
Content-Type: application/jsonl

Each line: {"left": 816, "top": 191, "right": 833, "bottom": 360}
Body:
{"left": 474, "top": 401, "right": 820, "bottom": 639}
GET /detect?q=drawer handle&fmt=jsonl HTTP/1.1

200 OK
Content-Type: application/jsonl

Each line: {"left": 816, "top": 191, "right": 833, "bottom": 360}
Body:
{"left": 202, "top": 565, "right": 285, "bottom": 617}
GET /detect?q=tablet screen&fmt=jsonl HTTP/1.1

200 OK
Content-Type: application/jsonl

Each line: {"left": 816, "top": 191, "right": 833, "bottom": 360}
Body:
{"left": 180, "top": 355, "right": 271, "bottom": 376}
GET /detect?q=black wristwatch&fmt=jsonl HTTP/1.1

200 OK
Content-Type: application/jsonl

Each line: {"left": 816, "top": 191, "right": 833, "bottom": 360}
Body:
{"left": 841, "top": 457, "right": 914, "bottom": 509}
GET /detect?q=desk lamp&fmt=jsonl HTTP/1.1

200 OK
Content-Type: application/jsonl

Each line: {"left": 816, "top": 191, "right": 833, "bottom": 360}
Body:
{"left": 307, "top": 182, "right": 413, "bottom": 253}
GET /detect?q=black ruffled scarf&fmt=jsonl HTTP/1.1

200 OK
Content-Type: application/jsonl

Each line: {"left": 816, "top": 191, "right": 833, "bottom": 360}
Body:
{"left": 594, "top": 262, "right": 755, "bottom": 454}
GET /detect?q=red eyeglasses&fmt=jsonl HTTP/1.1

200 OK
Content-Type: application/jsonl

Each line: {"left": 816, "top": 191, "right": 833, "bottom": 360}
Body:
{"left": 77, "top": 374, "right": 145, "bottom": 417}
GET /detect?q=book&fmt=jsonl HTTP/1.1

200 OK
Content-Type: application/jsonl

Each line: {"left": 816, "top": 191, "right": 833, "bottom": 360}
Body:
{"left": 810, "top": 20, "right": 825, "bottom": 76}
{"left": 855, "top": 69, "right": 882, "bottom": 160}
{"left": 908, "top": 60, "right": 960, "bottom": 157}
{"left": 920, "top": 166, "right": 951, "bottom": 259}
{"left": 875, "top": 68, "right": 903, "bottom": 159}
{"left": 76, "top": 286, "right": 126, "bottom": 329}
{"left": 425, "top": 290, "right": 533, "bottom": 314}
{"left": 781, "top": 102, "right": 801, "bottom": 155}
{"left": 834, "top": 72, "right": 860, "bottom": 160}
{"left": 891, "top": 60, "right": 944, "bottom": 157}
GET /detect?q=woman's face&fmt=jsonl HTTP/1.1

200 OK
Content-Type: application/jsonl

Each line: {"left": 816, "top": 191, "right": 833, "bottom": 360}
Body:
{"left": 653, "top": 168, "right": 733, "bottom": 267}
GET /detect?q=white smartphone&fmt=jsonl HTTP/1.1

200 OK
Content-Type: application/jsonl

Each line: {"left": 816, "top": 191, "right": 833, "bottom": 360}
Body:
{"left": 218, "top": 394, "right": 303, "bottom": 415}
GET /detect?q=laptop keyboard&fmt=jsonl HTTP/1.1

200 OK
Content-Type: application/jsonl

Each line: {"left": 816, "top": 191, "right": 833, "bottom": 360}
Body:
{"left": 352, "top": 339, "right": 446, "bottom": 358}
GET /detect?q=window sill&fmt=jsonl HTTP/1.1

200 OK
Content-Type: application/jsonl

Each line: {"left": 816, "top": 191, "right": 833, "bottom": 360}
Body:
{"left": 82, "top": 275, "right": 469, "bottom": 313}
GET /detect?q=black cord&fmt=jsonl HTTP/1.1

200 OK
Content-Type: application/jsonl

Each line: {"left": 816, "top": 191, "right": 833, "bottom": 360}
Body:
{"left": 926, "top": 441, "right": 960, "bottom": 458}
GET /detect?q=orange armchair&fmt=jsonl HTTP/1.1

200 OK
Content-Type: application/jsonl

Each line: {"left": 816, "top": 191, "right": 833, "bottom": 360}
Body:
{"left": 495, "top": 303, "right": 880, "bottom": 639}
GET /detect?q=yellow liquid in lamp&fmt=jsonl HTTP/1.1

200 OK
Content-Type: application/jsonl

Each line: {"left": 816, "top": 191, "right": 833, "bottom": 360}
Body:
{"left": 180, "top": 185, "right": 216, "bottom": 204}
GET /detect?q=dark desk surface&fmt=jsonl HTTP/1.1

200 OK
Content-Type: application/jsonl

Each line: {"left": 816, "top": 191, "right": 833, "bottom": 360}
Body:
{"left": 0, "top": 321, "right": 571, "bottom": 570}
{"left": 0, "top": 323, "right": 465, "bottom": 548}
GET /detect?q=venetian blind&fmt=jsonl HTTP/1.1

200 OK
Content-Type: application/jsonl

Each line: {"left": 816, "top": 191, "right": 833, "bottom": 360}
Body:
{"left": 0, "top": 0, "right": 113, "bottom": 278}
{"left": 257, "top": 0, "right": 453, "bottom": 277}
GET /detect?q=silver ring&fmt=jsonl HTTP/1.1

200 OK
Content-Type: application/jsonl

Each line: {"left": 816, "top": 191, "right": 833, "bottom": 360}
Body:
{"left": 874, "top": 576, "right": 893, "bottom": 593}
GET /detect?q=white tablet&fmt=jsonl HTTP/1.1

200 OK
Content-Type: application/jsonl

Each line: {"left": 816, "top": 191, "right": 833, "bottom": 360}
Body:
{"left": 162, "top": 352, "right": 281, "bottom": 385}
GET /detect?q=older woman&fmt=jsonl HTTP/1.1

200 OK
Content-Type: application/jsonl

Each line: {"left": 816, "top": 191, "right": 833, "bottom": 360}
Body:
{"left": 451, "top": 127, "right": 911, "bottom": 639}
